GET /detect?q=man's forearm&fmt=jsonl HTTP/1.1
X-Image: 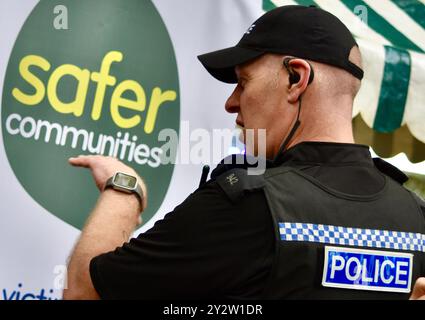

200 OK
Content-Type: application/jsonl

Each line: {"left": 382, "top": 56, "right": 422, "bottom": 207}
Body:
{"left": 63, "top": 189, "right": 140, "bottom": 299}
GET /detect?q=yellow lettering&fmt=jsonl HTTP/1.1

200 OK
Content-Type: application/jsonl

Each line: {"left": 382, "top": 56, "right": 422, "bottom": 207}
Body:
{"left": 90, "top": 51, "right": 123, "bottom": 121}
{"left": 144, "top": 87, "right": 176, "bottom": 134}
{"left": 47, "top": 64, "right": 90, "bottom": 117}
{"left": 12, "top": 55, "right": 51, "bottom": 105}
{"left": 12, "top": 51, "right": 177, "bottom": 132}
{"left": 111, "top": 80, "right": 146, "bottom": 129}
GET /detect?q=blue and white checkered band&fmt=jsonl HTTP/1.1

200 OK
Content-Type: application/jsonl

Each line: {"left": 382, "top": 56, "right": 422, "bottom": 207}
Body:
{"left": 279, "top": 222, "right": 425, "bottom": 252}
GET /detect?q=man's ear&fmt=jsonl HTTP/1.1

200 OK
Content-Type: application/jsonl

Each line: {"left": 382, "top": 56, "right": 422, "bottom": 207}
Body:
{"left": 286, "top": 59, "right": 312, "bottom": 103}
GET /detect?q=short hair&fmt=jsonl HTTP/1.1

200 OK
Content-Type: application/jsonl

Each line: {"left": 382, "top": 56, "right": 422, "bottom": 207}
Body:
{"left": 312, "top": 46, "right": 363, "bottom": 99}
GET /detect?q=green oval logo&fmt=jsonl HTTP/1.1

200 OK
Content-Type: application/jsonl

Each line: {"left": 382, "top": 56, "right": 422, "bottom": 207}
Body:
{"left": 2, "top": 0, "right": 180, "bottom": 229}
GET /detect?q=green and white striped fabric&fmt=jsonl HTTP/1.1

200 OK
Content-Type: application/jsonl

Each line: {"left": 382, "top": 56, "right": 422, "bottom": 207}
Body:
{"left": 263, "top": 0, "right": 425, "bottom": 144}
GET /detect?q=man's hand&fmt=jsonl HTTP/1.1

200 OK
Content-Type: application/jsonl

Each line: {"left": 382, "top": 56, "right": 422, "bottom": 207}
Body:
{"left": 69, "top": 155, "right": 147, "bottom": 212}
{"left": 410, "top": 277, "right": 425, "bottom": 300}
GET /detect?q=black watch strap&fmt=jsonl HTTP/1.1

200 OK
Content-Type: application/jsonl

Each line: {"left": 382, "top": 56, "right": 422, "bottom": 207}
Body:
{"left": 104, "top": 174, "right": 144, "bottom": 209}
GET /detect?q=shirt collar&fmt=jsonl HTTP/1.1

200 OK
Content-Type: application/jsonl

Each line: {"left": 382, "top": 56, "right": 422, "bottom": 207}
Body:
{"left": 275, "top": 141, "right": 374, "bottom": 166}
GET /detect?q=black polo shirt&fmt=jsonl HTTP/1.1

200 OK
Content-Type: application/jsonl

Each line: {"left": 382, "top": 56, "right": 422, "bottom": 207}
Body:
{"left": 89, "top": 142, "right": 414, "bottom": 299}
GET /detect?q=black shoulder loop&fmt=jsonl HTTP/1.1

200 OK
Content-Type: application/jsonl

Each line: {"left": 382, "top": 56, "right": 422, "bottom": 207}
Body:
{"left": 216, "top": 168, "right": 265, "bottom": 203}
{"left": 373, "top": 158, "right": 409, "bottom": 185}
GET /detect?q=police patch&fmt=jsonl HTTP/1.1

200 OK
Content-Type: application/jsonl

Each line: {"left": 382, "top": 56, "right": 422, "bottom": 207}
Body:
{"left": 322, "top": 246, "right": 413, "bottom": 293}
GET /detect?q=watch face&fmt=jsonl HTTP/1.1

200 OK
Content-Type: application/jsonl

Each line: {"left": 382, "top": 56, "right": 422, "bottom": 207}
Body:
{"left": 113, "top": 172, "right": 137, "bottom": 190}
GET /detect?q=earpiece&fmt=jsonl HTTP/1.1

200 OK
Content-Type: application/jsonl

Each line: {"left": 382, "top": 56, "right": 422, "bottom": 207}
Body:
{"left": 283, "top": 58, "right": 314, "bottom": 86}
{"left": 274, "top": 58, "right": 315, "bottom": 161}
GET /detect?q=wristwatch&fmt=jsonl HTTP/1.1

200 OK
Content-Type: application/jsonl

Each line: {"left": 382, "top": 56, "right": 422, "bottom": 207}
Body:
{"left": 104, "top": 172, "right": 144, "bottom": 209}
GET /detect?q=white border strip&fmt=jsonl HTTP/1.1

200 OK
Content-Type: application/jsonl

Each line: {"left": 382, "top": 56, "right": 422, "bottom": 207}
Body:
{"left": 322, "top": 246, "right": 413, "bottom": 293}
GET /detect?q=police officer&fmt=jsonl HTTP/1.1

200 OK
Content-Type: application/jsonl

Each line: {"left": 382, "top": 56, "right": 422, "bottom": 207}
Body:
{"left": 64, "top": 5, "right": 425, "bottom": 299}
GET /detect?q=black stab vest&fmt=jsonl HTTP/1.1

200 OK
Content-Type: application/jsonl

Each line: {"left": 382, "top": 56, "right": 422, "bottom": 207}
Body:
{"left": 216, "top": 162, "right": 425, "bottom": 299}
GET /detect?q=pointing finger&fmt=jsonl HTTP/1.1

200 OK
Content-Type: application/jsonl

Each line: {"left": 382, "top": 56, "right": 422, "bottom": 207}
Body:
{"left": 68, "top": 155, "right": 93, "bottom": 168}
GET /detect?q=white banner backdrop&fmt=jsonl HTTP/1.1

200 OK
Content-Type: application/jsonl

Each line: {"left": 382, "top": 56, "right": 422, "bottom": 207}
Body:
{"left": 0, "top": 0, "right": 262, "bottom": 300}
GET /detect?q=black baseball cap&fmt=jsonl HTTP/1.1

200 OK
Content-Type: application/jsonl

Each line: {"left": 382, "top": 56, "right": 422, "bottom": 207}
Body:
{"left": 198, "top": 5, "right": 364, "bottom": 83}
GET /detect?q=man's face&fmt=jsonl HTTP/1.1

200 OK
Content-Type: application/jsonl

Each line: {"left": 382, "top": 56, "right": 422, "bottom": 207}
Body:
{"left": 225, "top": 54, "right": 297, "bottom": 159}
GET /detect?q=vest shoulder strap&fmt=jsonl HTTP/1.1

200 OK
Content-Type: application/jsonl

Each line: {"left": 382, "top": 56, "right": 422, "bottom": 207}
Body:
{"left": 373, "top": 158, "right": 409, "bottom": 184}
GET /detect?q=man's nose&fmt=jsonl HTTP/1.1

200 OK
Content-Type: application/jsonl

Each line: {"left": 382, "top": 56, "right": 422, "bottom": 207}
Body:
{"left": 225, "top": 85, "right": 240, "bottom": 114}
